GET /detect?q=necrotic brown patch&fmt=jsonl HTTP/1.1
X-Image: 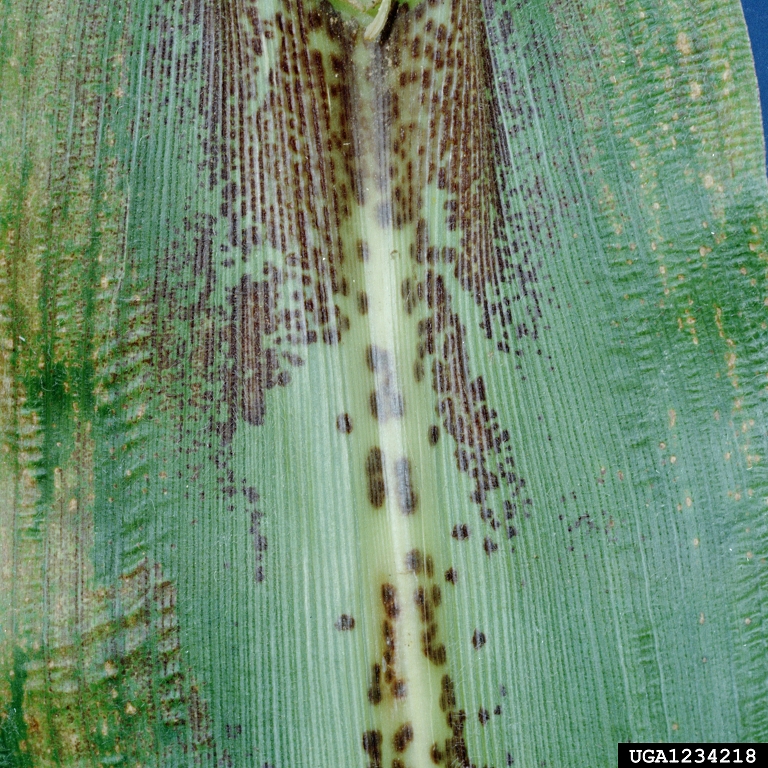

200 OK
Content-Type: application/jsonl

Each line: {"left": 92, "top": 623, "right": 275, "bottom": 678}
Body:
{"left": 439, "top": 674, "right": 456, "bottom": 712}
{"left": 405, "top": 548, "right": 424, "bottom": 573}
{"left": 368, "top": 663, "right": 383, "bottom": 705}
{"left": 362, "top": 730, "right": 383, "bottom": 768}
{"left": 381, "top": 583, "right": 400, "bottom": 619}
{"left": 393, "top": 722, "right": 414, "bottom": 752}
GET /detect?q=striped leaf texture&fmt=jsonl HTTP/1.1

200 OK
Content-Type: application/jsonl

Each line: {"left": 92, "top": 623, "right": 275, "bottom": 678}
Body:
{"left": 1, "top": 0, "right": 766, "bottom": 765}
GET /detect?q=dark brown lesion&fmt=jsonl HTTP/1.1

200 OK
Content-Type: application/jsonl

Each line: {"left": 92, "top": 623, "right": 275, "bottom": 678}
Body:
{"left": 363, "top": 729, "right": 384, "bottom": 768}
{"left": 366, "top": 447, "right": 387, "bottom": 507}
{"left": 335, "top": 613, "right": 356, "bottom": 630}
{"left": 451, "top": 524, "right": 469, "bottom": 540}
{"left": 393, "top": 722, "right": 414, "bottom": 752}
{"left": 430, "top": 742, "right": 445, "bottom": 764}
{"left": 336, "top": 412, "right": 354, "bottom": 433}
{"left": 439, "top": 674, "right": 457, "bottom": 712}
{"left": 394, "top": 457, "right": 418, "bottom": 514}
{"left": 381, "top": 582, "right": 400, "bottom": 619}
{"left": 483, "top": 537, "right": 499, "bottom": 555}
{"left": 445, "top": 710, "right": 472, "bottom": 768}
{"left": 367, "top": 345, "right": 406, "bottom": 423}
{"left": 403, "top": 551, "right": 448, "bottom": 667}
{"left": 368, "top": 662, "right": 383, "bottom": 704}
{"left": 369, "top": 388, "right": 405, "bottom": 421}
{"left": 375, "top": 584, "right": 407, "bottom": 700}
{"left": 404, "top": 548, "right": 424, "bottom": 573}
{"left": 422, "top": 623, "right": 447, "bottom": 665}
{"left": 366, "top": 559, "right": 468, "bottom": 763}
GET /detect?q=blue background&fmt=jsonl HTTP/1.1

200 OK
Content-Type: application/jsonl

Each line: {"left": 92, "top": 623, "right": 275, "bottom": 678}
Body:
{"left": 741, "top": 0, "right": 768, "bottom": 170}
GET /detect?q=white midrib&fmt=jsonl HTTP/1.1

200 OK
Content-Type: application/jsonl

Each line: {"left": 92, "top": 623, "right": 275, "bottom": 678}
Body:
{"left": 352, "top": 40, "right": 447, "bottom": 768}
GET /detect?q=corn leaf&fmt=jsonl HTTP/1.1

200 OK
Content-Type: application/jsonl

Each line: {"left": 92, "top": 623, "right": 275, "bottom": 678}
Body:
{"left": 1, "top": 0, "right": 766, "bottom": 766}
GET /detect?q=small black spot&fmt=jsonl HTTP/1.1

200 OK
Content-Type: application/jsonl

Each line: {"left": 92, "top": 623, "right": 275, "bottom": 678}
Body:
{"left": 428, "top": 425, "right": 440, "bottom": 445}
{"left": 452, "top": 524, "right": 470, "bottom": 540}
{"left": 478, "top": 708, "right": 490, "bottom": 725}
{"left": 336, "top": 413, "right": 353, "bottom": 433}
{"left": 472, "top": 629, "right": 486, "bottom": 650}
{"left": 494, "top": 705, "right": 502, "bottom": 715}
{"left": 335, "top": 614, "right": 355, "bottom": 631}
{"left": 392, "top": 722, "right": 414, "bottom": 752}
{"left": 445, "top": 567, "right": 458, "bottom": 584}
{"left": 358, "top": 291, "right": 369, "bottom": 314}
{"left": 430, "top": 742, "right": 444, "bottom": 764}
{"left": 431, "top": 584, "right": 441, "bottom": 606}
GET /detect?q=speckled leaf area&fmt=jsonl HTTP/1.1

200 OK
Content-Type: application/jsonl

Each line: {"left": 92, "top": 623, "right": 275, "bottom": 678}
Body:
{"left": 1, "top": 0, "right": 767, "bottom": 766}
{"left": 159, "top": 0, "right": 546, "bottom": 764}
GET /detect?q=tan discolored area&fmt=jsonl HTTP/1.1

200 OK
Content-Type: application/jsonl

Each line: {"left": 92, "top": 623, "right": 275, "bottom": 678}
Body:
{"left": 1, "top": 425, "right": 220, "bottom": 763}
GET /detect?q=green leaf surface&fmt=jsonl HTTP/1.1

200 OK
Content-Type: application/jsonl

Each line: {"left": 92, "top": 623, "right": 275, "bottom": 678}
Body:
{"left": 1, "top": 0, "right": 766, "bottom": 766}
